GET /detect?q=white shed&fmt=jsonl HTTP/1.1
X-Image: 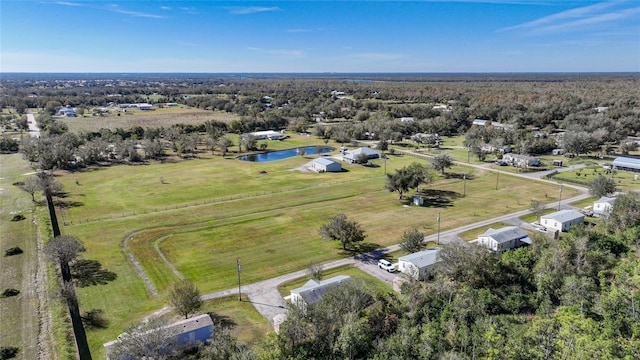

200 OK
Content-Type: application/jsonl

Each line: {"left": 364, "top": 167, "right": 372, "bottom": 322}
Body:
{"left": 310, "top": 158, "right": 342, "bottom": 172}
{"left": 397, "top": 248, "right": 441, "bottom": 280}
{"left": 343, "top": 147, "right": 380, "bottom": 163}
{"left": 540, "top": 210, "right": 584, "bottom": 232}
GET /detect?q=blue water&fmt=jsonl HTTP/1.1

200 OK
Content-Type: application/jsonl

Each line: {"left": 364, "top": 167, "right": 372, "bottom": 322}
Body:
{"left": 238, "top": 146, "right": 334, "bottom": 162}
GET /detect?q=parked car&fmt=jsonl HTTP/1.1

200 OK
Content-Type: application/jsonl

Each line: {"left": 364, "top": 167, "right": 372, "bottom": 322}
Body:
{"left": 378, "top": 259, "right": 396, "bottom": 272}
{"left": 531, "top": 222, "right": 547, "bottom": 232}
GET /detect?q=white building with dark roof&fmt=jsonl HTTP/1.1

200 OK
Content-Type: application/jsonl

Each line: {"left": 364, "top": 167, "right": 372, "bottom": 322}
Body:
{"left": 290, "top": 275, "right": 352, "bottom": 307}
{"left": 477, "top": 226, "right": 531, "bottom": 253}
{"left": 397, "top": 248, "right": 441, "bottom": 280}
{"left": 540, "top": 210, "right": 584, "bottom": 232}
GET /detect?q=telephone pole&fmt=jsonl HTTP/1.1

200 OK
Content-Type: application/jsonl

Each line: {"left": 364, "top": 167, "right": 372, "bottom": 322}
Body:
{"left": 237, "top": 258, "right": 242, "bottom": 301}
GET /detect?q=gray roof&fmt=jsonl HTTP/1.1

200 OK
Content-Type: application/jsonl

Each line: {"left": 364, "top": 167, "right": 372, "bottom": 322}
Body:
{"left": 345, "top": 147, "right": 380, "bottom": 157}
{"left": 480, "top": 226, "right": 529, "bottom": 244}
{"left": 541, "top": 210, "right": 584, "bottom": 223}
{"left": 613, "top": 157, "right": 640, "bottom": 170}
{"left": 313, "top": 158, "right": 339, "bottom": 166}
{"left": 595, "top": 196, "right": 616, "bottom": 205}
{"left": 290, "top": 275, "right": 352, "bottom": 305}
{"left": 398, "top": 248, "right": 441, "bottom": 268}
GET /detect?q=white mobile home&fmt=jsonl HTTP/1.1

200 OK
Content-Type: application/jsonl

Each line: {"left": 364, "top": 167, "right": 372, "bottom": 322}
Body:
{"left": 540, "top": 210, "right": 584, "bottom": 232}
{"left": 397, "top": 248, "right": 441, "bottom": 280}
{"left": 477, "top": 226, "right": 531, "bottom": 253}
{"left": 593, "top": 196, "right": 616, "bottom": 216}
{"left": 290, "top": 275, "right": 352, "bottom": 308}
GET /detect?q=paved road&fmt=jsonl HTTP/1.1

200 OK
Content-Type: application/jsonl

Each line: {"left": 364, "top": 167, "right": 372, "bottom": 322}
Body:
{"left": 26, "top": 113, "right": 40, "bottom": 138}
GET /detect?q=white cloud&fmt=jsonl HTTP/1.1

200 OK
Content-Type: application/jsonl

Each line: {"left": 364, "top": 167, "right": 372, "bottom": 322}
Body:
{"left": 52, "top": 1, "right": 85, "bottom": 7}
{"left": 227, "top": 6, "right": 280, "bottom": 15}
{"left": 160, "top": 6, "right": 171, "bottom": 10}
{"left": 287, "top": 29, "right": 310, "bottom": 33}
{"left": 499, "top": 1, "right": 638, "bottom": 33}
{"left": 106, "top": 4, "right": 166, "bottom": 19}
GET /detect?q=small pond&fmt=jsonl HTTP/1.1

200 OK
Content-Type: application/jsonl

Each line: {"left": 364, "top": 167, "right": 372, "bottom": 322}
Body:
{"left": 238, "top": 146, "right": 334, "bottom": 162}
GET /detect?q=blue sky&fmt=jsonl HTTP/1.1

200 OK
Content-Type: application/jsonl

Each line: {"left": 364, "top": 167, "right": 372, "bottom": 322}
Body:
{"left": 1, "top": 0, "right": 639, "bottom": 72}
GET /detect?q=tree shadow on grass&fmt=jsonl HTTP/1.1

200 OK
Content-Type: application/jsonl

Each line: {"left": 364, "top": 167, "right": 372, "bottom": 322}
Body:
{"left": 347, "top": 242, "right": 383, "bottom": 264}
{"left": 209, "top": 313, "right": 236, "bottom": 329}
{"left": 444, "top": 172, "right": 476, "bottom": 180}
{"left": 53, "top": 199, "right": 84, "bottom": 208}
{"left": 416, "top": 189, "right": 461, "bottom": 208}
{"left": 71, "top": 259, "right": 118, "bottom": 287}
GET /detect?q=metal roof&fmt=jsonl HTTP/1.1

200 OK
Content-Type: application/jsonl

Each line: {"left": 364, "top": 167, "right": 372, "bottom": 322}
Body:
{"left": 398, "top": 248, "right": 441, "bottom": 268}
{"left": 613, "top": 157, "right": 640, "bottom": 169}
{"left": 313, "top": 158, "right": 338, "bottom": 166}
{"left": 479, "top": 226, "right": 529, "bottom": 244}
{"left": 290, "top": 275, "right": 352, "bottom": 305}
{"left": 541, "top": 210, "right": 584, "bottom": 223}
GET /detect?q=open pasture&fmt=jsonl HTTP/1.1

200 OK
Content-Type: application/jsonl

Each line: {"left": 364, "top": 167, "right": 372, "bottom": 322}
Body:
{"left": 59, "top": 107, "right": 237, "bottom": 133}
{"left": 56, "top": 144, "right": 580, "bottom": 357}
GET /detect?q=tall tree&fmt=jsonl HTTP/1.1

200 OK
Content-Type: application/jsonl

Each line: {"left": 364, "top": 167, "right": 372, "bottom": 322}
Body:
{"left": 169, "top": 280, "right": 203, "bottom": 319}
{"left": 399, "top": 229, "right": 425, "bottom": 254}
{"left": 384, "top": 162, "right": 432, "bottom": 200}
{"left": 319, "top": 214, "right": 366, "bottom": 251}
{"left": 589, "top": 175, "right": 616, "bottom": 198}
{"left": 430, "top": 153, "right": 454, "bottom": 175}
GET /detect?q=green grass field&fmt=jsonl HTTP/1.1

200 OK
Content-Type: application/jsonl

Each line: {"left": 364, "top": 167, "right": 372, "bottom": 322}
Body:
{"left": 0, "top": 154, "right": 43, "bottom": 359}
{"left": 50, "top": 136, "right": 581, "bottom": 357}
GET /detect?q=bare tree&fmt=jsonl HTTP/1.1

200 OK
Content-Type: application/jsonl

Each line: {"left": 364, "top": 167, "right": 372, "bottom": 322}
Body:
{"left": 21, "top": 175, "right": 41, "bottom": 202}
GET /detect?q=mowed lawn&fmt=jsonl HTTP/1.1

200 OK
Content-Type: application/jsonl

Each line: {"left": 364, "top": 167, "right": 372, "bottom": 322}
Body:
{"left": 0, "top": 154, "right": 41, "bottom": 359}
{"left": 56, "top": 144, "right": 580, "bottom": 357}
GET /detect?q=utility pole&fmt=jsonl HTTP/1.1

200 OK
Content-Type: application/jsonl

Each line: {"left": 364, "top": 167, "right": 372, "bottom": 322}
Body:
{"left": 384, "top": 154, "right": 387, "bottom": 176}
{"left": 495, "top": 171, "right": 500, "bottom": 190}
{"left": 237, "top": 258, "right": 242, "bottom": 301}
{"left": 558, "top": 183, "right": 563, "bottom": 210}
{"left": 463, "top": 173, "right": 467, "bottom": 197}
{"left": 436, "top": 212, "right": 441, "bottom": 245}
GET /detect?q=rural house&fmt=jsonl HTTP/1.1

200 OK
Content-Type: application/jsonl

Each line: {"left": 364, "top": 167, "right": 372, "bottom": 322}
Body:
{"left": 343, "top": 147, "right": 380, "bottom": 163}
{"left": 397, "top": 248, "right": 441, "bottom": 280}
{"left": 477, "top": 226, "right": 531, "bottom": 253}
{"left": 243, "top": 130, "right": 286, "bottom": 140}
{"left": 104, "top": 314, "right": 213, "bottom": 360}
{"left": 310, "top": 158, "right": 342, "bottom": 172}
{"left": 289, "top": 275, "right": 352, "bottom": 308}
{"left": 540, "top": 210, "right": 584, "bottom": 232}
{"left": 502, "top": 153, "right": 540, "bottom": 167}
{"left": 593, "top": 196, "right": 616, "bottom": 216}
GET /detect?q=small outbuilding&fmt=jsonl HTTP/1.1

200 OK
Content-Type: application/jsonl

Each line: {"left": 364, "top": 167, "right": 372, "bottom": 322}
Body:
{"left": 290, "top": 275, "right": 352, "bottom": 308}
{"left": 397, "top": 248, "right": 441, "bottom": 280}
{"left": 593, "top": 196, "right": 616, "bottom": 216}
{"left": 477, "top": 226, "right": 531, "bottom": 253}
{"left": 540, "top": 210, "right": 584, "bottom": 232}
{"left": 310, "top": 158, "right": 342, "bottom": 172}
